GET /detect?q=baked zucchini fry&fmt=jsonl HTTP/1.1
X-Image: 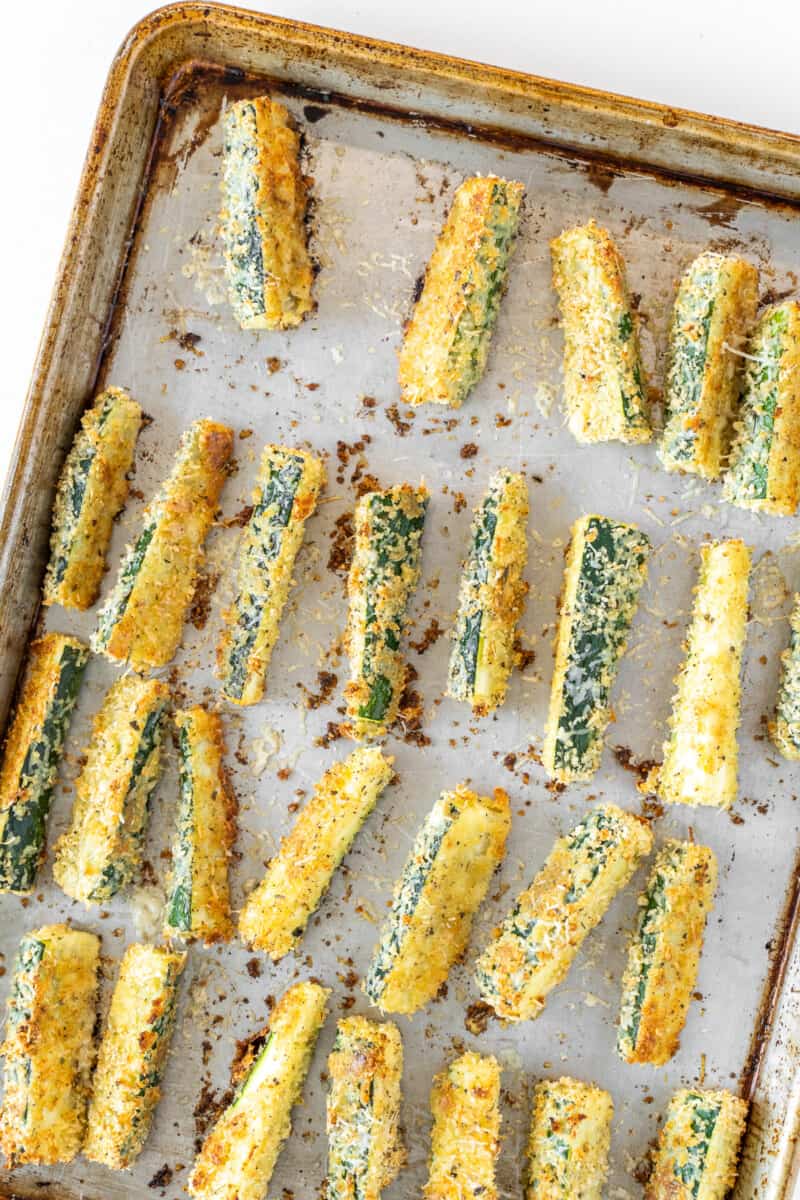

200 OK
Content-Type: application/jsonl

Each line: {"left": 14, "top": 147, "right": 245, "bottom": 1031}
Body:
{"left": 0, "top": 924, "right": 100, "bottom": 1166}
{"left": 526, "top": 1077, "right": 613, "bottom": 1200}
{"left": 218, "top": 444, "right": 325, "bottom": 705}
{"left": 83, "top": 943, "right": 186, "bottom": 1169}
{"left": 771, "top": 593, "right": 800, "bottom": 759}
{"left": 652, "top": 539, "right": 750, "bottom": 808}
{"left": 43, "top": 387, "right": 143, "bottom": 610}
{"left": 0, "top": 633, "right": 89, "bottom": 894}
{"left": 617, "top": 840, "right": 717, "bottom": 1066}
{"left": 239, "top": 746, "right": 393, "bottom": 958}
{"left": 424, "top": 1051, "right": 501, "bottom": 1200}
{"left": 723, "top": 301, "right": 800, "bottom": 514}
{"left": 542, "top": 514, "right": 651, "bottom": 783}
{"left": 398, "top": 175, "right": 524, "bottom": 408}
{"left": 93, "top": 418, "right": 233, "bottom": 672}
{"left": 447, "top": 470, "right": 529, "bottom": 715}
{"left": 327, "top": 1015, "right": 404, "bottom": 1200}
{"left": 188, "top": 980, "right": 329, "bottom": 1200}
{"left": 645, "top": 1089, "right": 748, "bottom": 1200}
{"left": 164, "top": 706, "right": 237, "bottom": 943}
{"left": 221, "top": 96, "right": 314, "bottom": 331}
{"left": 344, "top": 485, "right": 428, "bottom": 739}
{"left": 551, "top": 219, "right": 651, "bottom": 444}
{"left": 475, "top": 804, "right": 652, "bottom": 1022}
{"left": 53, "top": 676, "right": 169, "bottom": 904}
{"left": 659, "top": 254, "right": 758, "bottom": 479}
{"left": 363, "top": 785, "right": 510, "bottom": 1015}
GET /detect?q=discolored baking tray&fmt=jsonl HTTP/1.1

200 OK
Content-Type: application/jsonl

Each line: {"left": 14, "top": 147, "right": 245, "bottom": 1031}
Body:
{"left": 2, "top": 4, "right": 800, "bottom": 1197}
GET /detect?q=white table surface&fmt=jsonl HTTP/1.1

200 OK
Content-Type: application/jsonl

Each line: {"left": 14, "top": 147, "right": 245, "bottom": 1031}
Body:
{"left": 2, "top": 0, "right": 799, "bottom": 490}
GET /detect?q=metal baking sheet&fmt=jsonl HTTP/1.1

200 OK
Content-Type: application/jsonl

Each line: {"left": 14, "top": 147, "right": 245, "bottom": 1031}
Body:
{"left": 2, "top": 7, "right": 800, "bottom": 1198}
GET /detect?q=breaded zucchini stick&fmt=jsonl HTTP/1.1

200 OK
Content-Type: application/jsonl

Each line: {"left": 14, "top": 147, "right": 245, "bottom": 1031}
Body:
{"left": 651, "top": 539, "right": 750, "bottom": 808}
{"left": 93, "top": 418, "right": 233, "bottom": 672}
{"left": 364, "top": 786, "right": 510, "bottom": 1015}
{"left": 326, "top": 1015, "right": 405, "bottom": 1200}
{"left": 659, "top": 253, "right": 758, "bottom": 478}
{"left": 723, "top": 301, "right": 800, "bottom": 514}
{"left": 551, "top": 219, "right": 651, "bottom": 443}
{"left": 0, "top": 924, "right": 100, "bottom": 1165}
{"left": 424, "top": 1051, "right": 501, "bottom": 1200}
{"left": 188, "top": 980, "right": 329, "bottom": 1200}
{"left": 164, "top": 706, "right": 237, "bottom": 944}
{"left": 771, "top": 593, "right": 800, "bottom": 759}
{"left": 239, "top": 745, "right": 393, "bottom": 958}
{"left": 542, "top": 514, "right": 650, "bottom": 783}
{"left": 83, "top": 943, "right": 186, "bottom": 1169}
{"left": 43, "top": 386, "right": 143, "bottom": 610}
{"left": 447, "top": 469, "right": 529, "bottom": 715}
{"left": 221, "top": 96, "right": 314, "bottom": 330}
{"left": 53, "top": 676, "right": 169, "bottom": 904}
{"left": 399, "top": 175, "right": 524, "bottom": 408}
{"left": 344, "top": 484, "right": 428, "bottom": 739}
{"left": 0, "top": 633, "right": 89, "bottom": 894}
{"left": 526, "top": 1077, "right": 613, "bottom": 1200}
{"left": 646, "top": 1089, "right": 748, "bottom": 1200}
{"left": 218, "top": 444, "right": 325, "bottom": 705}
{"left": 617, "top": 840, "right": 717, "bottom": 1066}
{"left": 476, "top": 804, "right": 652, "bottom": 1022}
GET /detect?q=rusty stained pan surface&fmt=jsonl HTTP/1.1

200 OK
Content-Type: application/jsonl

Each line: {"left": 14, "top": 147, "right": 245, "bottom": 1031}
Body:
{"left": 2, "top": 5, "right": 800, "bottom": 1199}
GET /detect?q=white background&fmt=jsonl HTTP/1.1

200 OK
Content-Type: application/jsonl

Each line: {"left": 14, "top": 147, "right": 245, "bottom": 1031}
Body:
{"left": 1, "top": 0, "right": 799, "bottom": 489}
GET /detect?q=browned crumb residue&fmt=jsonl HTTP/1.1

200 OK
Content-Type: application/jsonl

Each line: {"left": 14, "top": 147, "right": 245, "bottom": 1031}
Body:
{"left": 328, "top": 511, "right": 355, "bottom": 577}
{"left": 335, "top": 436, "right": 373, "bottom": 485}
{"left": 464, "top": 1001, "right": 495, "bottom": 1035}
{"left": 189, "top": 570, "right": 220, "bottom": 630}
{"left": 162, "top": 328, "right": 204, "bottom": 356}
{"left": 221, "top": 504, "right": 253, "bottom": 529}
{"left": 398, "top": 666, "right": 430, "bottom": 747}
{"left": 148, "top": 1164, "right": 174, "bottom": 1190}
{"left": 452, "top": 492, "right": 467, "bottom": 514}
{"left": 266, "top": 356, "right": 283, "bottom": 374}
{"left": 245, "top": 958, "right": 262, "bottom": 979}
{"left": 315, "top": 721, "right": 345, "bottom": 749}
{"left": 514, "top": 639, "right": 535, "bottom": 671}
{"left": 460, "top": 443, "right": 479, "bottom": 459}
{"left": 300, "top": 670, "right": 338, "bottom": 710}
{"left": 494, "top": 413, "right": 512, "bottom": 428}
{"left": 385, "top": 403, "right": 413, "bottom": 437}
{"left": 409, "top": 618, "right": 444, "bottom": 655}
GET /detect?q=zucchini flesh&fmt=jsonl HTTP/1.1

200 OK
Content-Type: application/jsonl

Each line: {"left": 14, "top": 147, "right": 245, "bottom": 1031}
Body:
{"left": 0, "top": 924, "right": 100, "bottom": 1166}
{"left": 188, "top": 980, "right": 329, "bottom": 1200}
{"left": 617, "top": 840, "right": 717, "bottom": 1066}
{"left": 424, "top": 1051, "right": 501, "bottom": 1200}
{"left": 363, "top": 786, "right": 510, "bottom": 1015}
{"left": 723, "top": 301, "right": 800, "bottom": 514}
{"left": 645, "top": 1089, "right": 748, "bottom": 1200}
{"left": 542, "top": 514, "right": 650, "bottom": 783}
{"left": 165, "top": 706, "right": 237, "bottom": 943}
{"left": 551, "top": 219, "right": 651, "bottom": 444}
{"left": 399, "top": 175, "right": 524, "bottom": 408}
{"left": 83, "top": 943, "right": 186, "bottom": 1169}
{"left": 239, "top": 745, "right": 393, "bottom": 959}
{"left": 475, "top": 804, "right": 653, "bottom": 1021}
{"left": 344, "top": 485, "right": 428, "bottom": 739}
{"left": 0, "top": 634, "right": 88, "bottom": 894}
{"left": 771, "top": 593, "right": 800, "bottom": 759}
{"left": 659, "top": 254, "right": 758, "bottom": 479}
{"left": 43, "top": 386, "right": 143, "bottom": 609}
{"left": 326, "top": 1016, "right": 405, "bottom": 1200}
{"left": 447, "top": 470, "right": 528, "bottom": 714}
{"left": 653, "top": 539, "right": 750, "bottom": 808}
{"left": 218, "top": 445, "right": 325, "bottom": 705}
{"left": 526, "top": 1077, "right": 613, "bottom": 1200}
{"left": 93, "top": 418, "right": 233, "bottom": 672}
{"left": 221, "top": 96, "right": 314, "bottom": 330}
{"left": 53, "top": 676, "right": 168, "bottom": 903}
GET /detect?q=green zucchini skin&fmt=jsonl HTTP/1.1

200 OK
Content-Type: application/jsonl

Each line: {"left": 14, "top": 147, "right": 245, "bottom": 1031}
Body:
{"left": 0, "top": 635, "right": 89, "bottom": 894}
{"left": 218, "top": 445, "right": 325, "bottom": 706}
{"left": 659, "top": 254, "right": 758, "bottom": 479}
{"left": 345, "top": 485, "right": 428, "bottom": 739}
{"left": 542, "top": 515, "right": 651, "bottom": 783}
{"left": 53, "top": 676, "right": 169, "bottom": 904}
{"left": 43, "top": 387, "right": 143, "bottom": 610}
{"left": 646, "top": 1089, "right": 748, "bottom": 1200}
{"left": 772, "top": 594, "right": 800, "bottom": 759}
{"left": 447, "top": 470, "right": 528, "bottom": 715}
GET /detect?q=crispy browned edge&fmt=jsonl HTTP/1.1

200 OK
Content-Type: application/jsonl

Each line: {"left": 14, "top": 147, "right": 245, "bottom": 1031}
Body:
{"left": 1, "top": 5, "right": 800, "bottom": 1197}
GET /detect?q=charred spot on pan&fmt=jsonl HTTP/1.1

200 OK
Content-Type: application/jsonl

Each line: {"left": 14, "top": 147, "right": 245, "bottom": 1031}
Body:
{"left": 303, "top": 104, "right": 330, "bottom": 123}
